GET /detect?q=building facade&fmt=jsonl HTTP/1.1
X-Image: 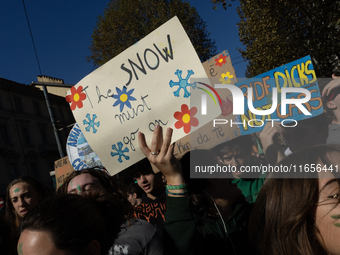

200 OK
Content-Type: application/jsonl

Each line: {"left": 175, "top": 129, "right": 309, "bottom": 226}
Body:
{"left": 0, "top": 77, "right": 74, "bottom": 198}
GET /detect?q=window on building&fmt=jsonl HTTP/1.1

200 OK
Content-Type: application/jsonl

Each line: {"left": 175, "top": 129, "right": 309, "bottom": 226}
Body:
{"left": 0, "top": 94, "right": 3, "bottom": 109}
{"left": 33, "top": 101, "right": 42, "bottom": 116}
{"left": 0, "top": 124, "right": 11, "bottom": 143}
{"left": 8, "top": 162, "right": 19, "bottom": 180}
{"left": 30, "top": 162, "right": 40, "bottom": 179}
{"left": 22, "top": 127, "right": 32, "bottom": 145}
{"left": 40, "top": 129, "right": 48, "bottom": 143}
{"left": 14, "top": 96, "right": 23, "bottom": 113}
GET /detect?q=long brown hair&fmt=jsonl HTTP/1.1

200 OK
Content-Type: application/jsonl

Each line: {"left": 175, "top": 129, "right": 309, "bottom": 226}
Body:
{"left": 5, "top": 176, "right": 52, "bottom": 233}
{"left": 249, "top": 145, "right": 340, "bottom": 255}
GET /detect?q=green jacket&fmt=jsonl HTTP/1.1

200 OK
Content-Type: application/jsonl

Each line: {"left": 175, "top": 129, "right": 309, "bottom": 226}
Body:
{"left": 232, "top": 173, "right": 266, "bottom": 203}
{"left": 163, "top": 195, "right": 254, "bottom": 255}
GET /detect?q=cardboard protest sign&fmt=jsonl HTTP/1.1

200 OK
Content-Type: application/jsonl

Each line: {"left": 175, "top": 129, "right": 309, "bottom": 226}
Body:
{"left": 233, "top": 55, "right": 323, "bottom": 135}
{"left": 173, "top": 50, "right": 241, "bottom": 158}
{"left": 66, "top": 17, "right": 220, "bottom": 175}
{"left": 54, "top": 157, "right": 75, "bottom": 190}
{"left": 202, "top": 50, "right": 238, "bottom": 86}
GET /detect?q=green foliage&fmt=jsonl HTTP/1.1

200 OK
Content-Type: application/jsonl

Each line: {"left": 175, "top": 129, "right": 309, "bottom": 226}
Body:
{"left": 237, "top": 0, "right": 340, "bottom": 78}
{"left": 88, "top": 0, "right": 216, "bottom": 66}
{"left": 211, "top": 0, "right": 235, "bottom": 10}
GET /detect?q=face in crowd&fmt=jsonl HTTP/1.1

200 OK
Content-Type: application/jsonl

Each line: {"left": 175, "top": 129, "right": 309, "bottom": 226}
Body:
{"left": 250, "top": 145, "right": 340, "bottom": 255}
{"left": 10, "top": 182, "right": 41, "bottom": 218}
{"left": 134, "top": 171, "right": 164, "bottom": 197}
{"left": 315, "top": 151, "right": 340, "bottom": 254}
{"left": 127, "top": 192, "right": 141, "bottom": 206}
{"left": 219, "top": 147, "right": 251, "bottom": 178}
{"left": 67, "top": 173, "right": 104, "bottom": 195}
{"left": 17, "top": 193, "right": 121, "bottom": 255}
{"left": 326, "top": 87, "right": 340, "bottom": 112}
{"left": 18, "top": 230, "right": 74, "bottom": 255}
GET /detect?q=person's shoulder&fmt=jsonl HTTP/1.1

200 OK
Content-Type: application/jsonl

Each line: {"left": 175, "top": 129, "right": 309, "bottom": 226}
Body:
{"left": 129, "top": 218, "right": 157, "bottom": 229}
{"left": 124, "top": 219, "right": 161, "bottom": 241}
{"left": 120, "top": 218, "right": 159, "bottom": 234}
{"left": 329, "top": 123, "right": 340, "bottom": 131}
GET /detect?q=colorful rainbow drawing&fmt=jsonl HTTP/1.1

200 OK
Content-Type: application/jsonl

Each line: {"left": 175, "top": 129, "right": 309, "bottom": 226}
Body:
{"left": 197, "top": 82, "right": 222, "bottom": 107}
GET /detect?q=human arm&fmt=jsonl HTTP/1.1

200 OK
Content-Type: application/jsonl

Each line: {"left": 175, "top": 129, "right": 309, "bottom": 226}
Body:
{"left": 162, "top": 196, "right": 196, "bottom": 255}
{"left": 322, "top": 74, "right": 340, "bottom": 97}
{"left": 144, "top": 225, "right": 164, "bottom": 255}
{"left": 138, "top": 126, "right": 197, "bottom": 254}
{"left": 259, "top": 121, "right": 285, "bottom": 165}
{"left": 138, "top": 125, "right": 187, "bottom": 197}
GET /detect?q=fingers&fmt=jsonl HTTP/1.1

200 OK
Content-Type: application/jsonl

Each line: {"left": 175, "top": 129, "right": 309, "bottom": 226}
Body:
{"left": 272, "top": 121, "right": 285, "bottom": 134}
{"left": 322, "top": 83, "right": 332, "bottom": 97}
{"left": 260, "top": 121, "right": 284, "bottom": 142}
{"left": 322, "top": 76, "right": 340, "bottom": 97}
{"left": 157, "top": 126, "right": 164, "bottom": 154}
{"left": 261, "top": 121, "right": 283, "bottom": 135}
{"left": 138, "top": 131, "right": 150, "bottom": 157}
{"left": 150, "top": 125, "right": 162, "bottom": 156}
{"left": 162, "top": 128, "right": 173, "bottom": 158}
{"left": 138, "top": 126, "right": 173, "bottom": 158}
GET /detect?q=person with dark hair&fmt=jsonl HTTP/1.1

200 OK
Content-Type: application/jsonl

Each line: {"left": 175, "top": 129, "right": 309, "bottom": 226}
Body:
{"left": 18, "top": 193, "right": 124, "bottom": 255}
{"left": 132, "top": 158, "right": 166, "bottom": 230}
{"left": 58, "top": 168, "right": 132, "bottom": 218}
{"left": 127, "top": 183, "right": 143, "bottom": 207}
{"left": 322, "top": 75, "right": 340, "bottom": 145}
{"left": 5, "top": 176, "right": 52, "bottom": 237}
{"left": 139, "top": 126, "right": 253, "bottom": 254}
{"left": 249, "top": 144, "right": 340, "bottom": 255}
{"left": 58, "top": 168, "right": 163, "bottom": 255}
{"left": 212, "top": 135, "right": 265, "bottom": 203}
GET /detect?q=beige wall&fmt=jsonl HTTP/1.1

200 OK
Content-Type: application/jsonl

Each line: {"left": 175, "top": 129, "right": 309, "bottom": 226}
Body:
{"left": 34, "top": 86, "right": 70, "bottom": 98}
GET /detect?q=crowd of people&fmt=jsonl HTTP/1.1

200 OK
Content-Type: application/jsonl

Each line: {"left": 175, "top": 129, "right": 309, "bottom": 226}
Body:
{"left": 0, "top": 77, "right": 340, "bottom": 255}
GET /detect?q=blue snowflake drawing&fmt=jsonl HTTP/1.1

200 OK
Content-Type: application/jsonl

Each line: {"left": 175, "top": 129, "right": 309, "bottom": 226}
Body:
{"left": 112, "top": 86, "right": 136, "bottom": 112}
{"left": 110, "top": 142, "right": 130, "bottom": 163}
{"left": 83, "top": 113, "right": 100, "bottom": 133}
{"left": 169, "top": 69, "right": 197, "bottom": 98}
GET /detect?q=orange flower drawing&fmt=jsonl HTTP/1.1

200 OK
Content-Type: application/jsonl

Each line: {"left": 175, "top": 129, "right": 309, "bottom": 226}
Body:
{"left": 66, "top": 86, "right": 86, "bottom": 110}
{"left": 214, "top": 54, "right": 227, "bottom": 67}
{"left": 174, "top": 104, "right": 199, "bottom": 134}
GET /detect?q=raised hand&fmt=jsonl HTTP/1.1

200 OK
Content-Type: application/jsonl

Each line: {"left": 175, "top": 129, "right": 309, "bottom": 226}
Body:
{"left": 322, "top": 74, "right": 340, "bottom": 97}
{"left": 138, "top": 125, "right": 184, "bottom": 186}
{"left": 259, "top": 121, "right": 285, "bottom": 154}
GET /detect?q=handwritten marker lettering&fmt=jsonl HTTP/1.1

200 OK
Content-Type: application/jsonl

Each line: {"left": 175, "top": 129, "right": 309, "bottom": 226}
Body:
{"left": 115, "top": 95, "right": 151, "bottom": 124}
